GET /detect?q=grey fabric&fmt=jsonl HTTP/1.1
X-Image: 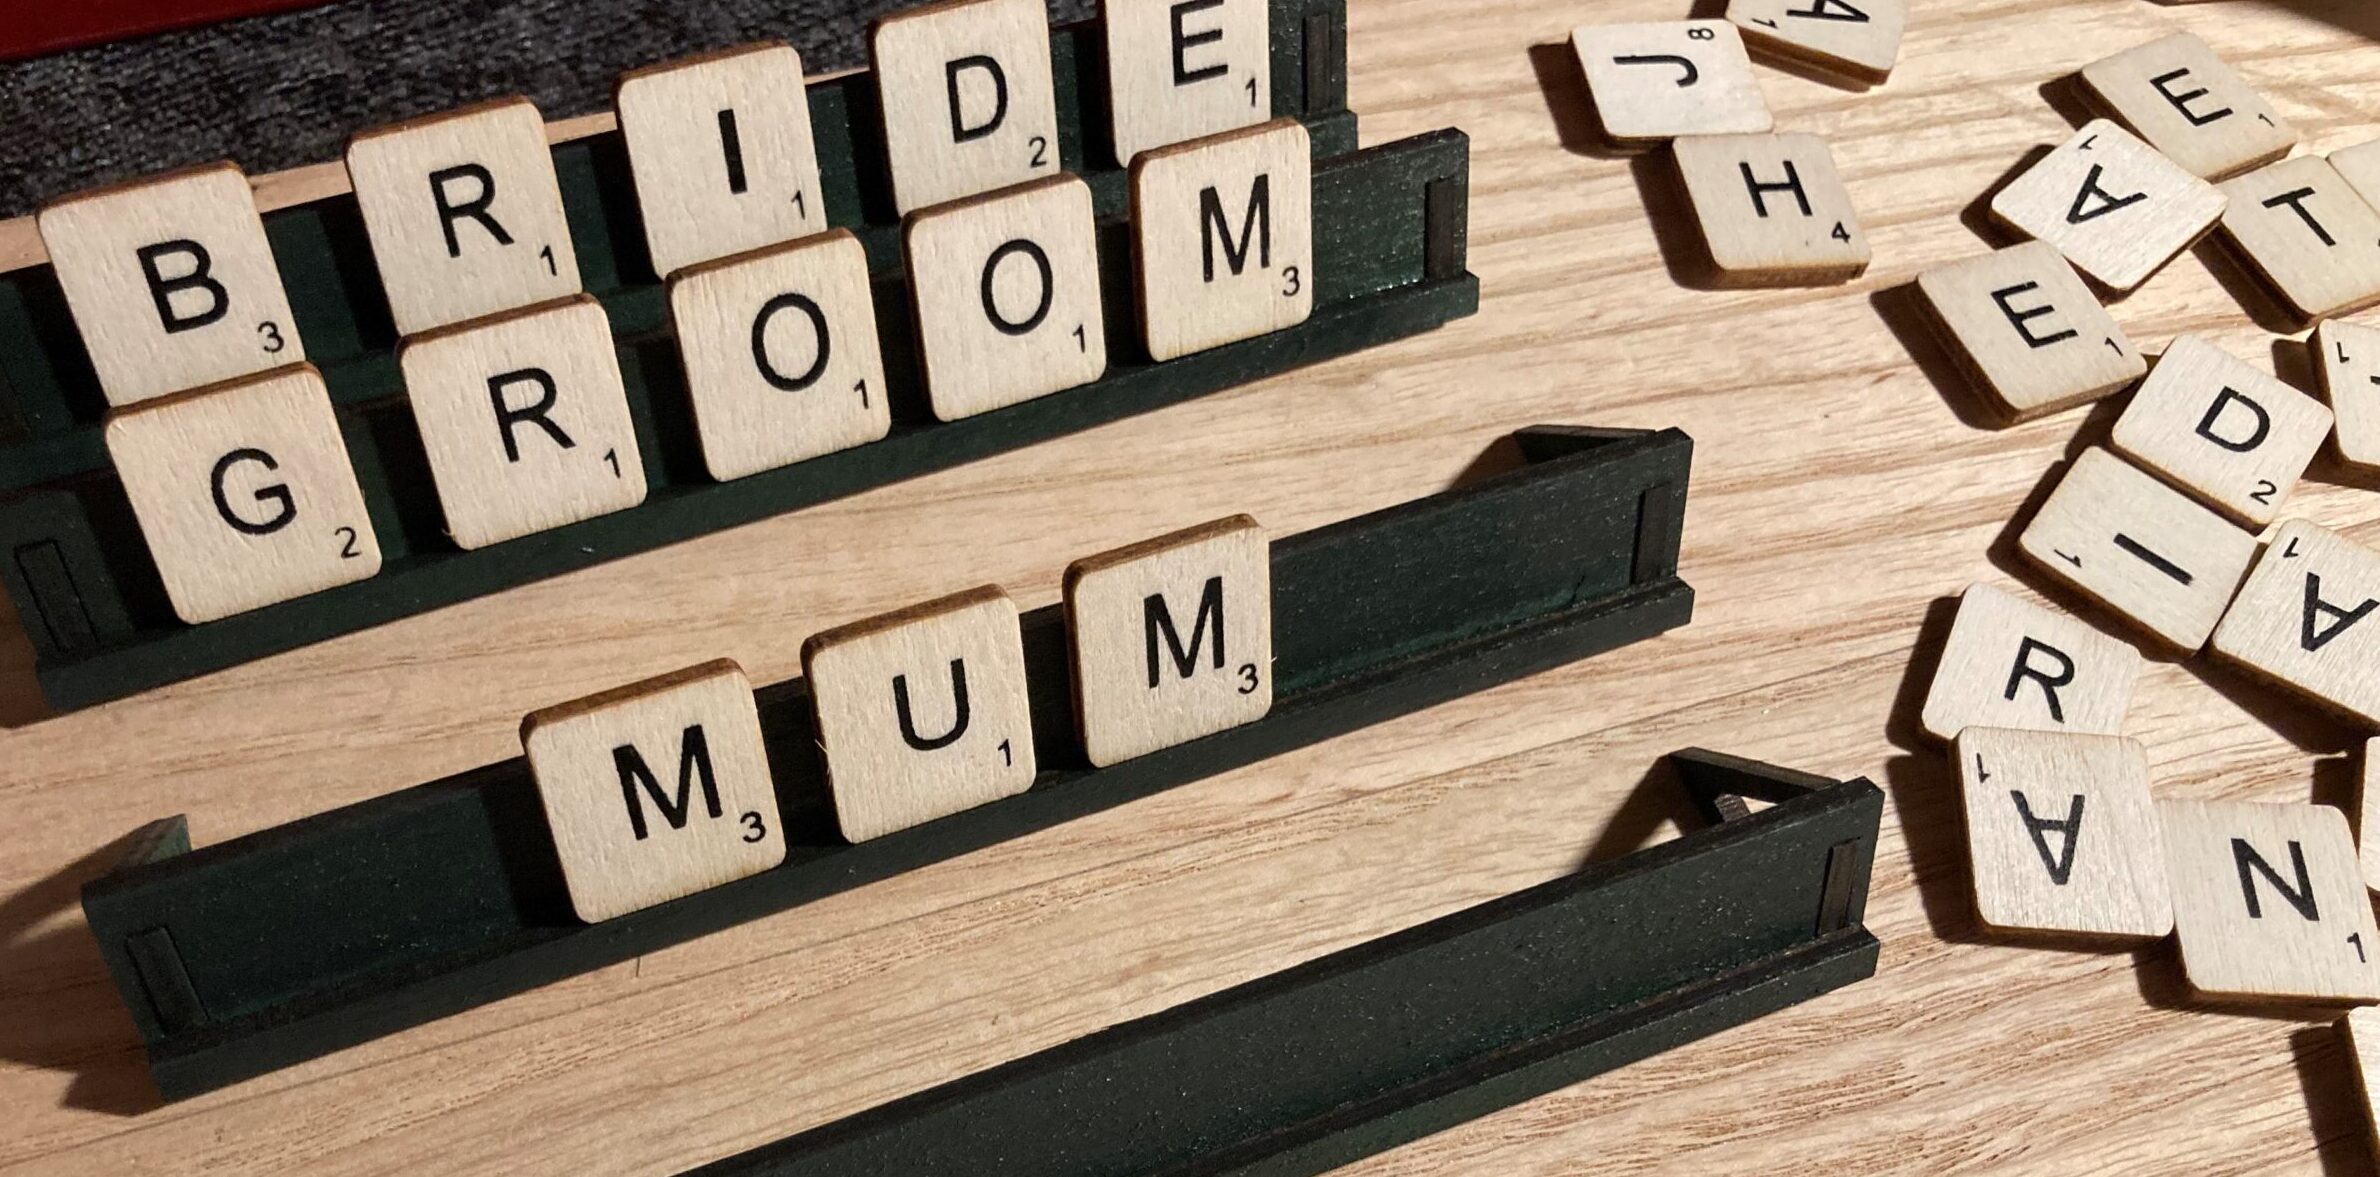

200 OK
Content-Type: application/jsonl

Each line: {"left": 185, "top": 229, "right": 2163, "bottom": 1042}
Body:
{"left": 0, "top": 0, "right": 1097, "bottom": 218}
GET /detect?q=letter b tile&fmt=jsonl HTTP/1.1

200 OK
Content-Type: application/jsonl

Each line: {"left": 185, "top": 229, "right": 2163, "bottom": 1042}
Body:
{"left": 1131, "top": 119, "right": 1312, "bottom": 362}
{"left": 1065, "top": 515, "right": 1272, "bottom": 766}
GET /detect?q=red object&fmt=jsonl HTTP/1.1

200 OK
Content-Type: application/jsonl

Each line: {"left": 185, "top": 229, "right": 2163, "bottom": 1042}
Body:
{"left": 0, "top": 0, "right": 338, "bottom": 61}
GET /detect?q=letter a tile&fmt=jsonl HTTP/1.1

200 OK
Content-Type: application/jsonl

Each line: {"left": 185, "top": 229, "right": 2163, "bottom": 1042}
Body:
{"left": 2109, "top": 334, "right": 2331, "bottom": 527}
{"left": 1919, "top": 583, "right": 2142, "bottom": 743}
{"left": 1913, "top": 243, "right": 2146, "bottom": 423}
{"left": 2217, "top": 157, "right": 2380, "bottom": 323}
{"left": 2331, "top": 138, "right": 2380, "bottom": 215}
{"left": 2017, "top": 447, "right": 2258, "bottom": 652}
{"left": 2078, "top": 32, "right": 2295, "bottom": 181}
{"left": 1569, "top": 21, "right": 1770, "bottom": 147}
{"left": 2211, "top": 521, "right": 2380, "bottom": 727}
{"left": 905, "top": 174, "right": 1106, "bottom": 420}
{"left": 617, "top": 43, "right": 828, "bottom": 277}
{"left": 398, "top": 296, "right": 645, "bottom": 550}
{"left": 2315, "top": 319, "right": 2380, "bottom": 475}
{"left": 1671, "top": 131, "right": 1869, "bottom": 287}
{"left": 1131, "top": 119, "right": 1311, "bottom": 362}
{"left": 1725, "top": 0, "right": 1905, "bottom": 85}
{"left": 524, "top": 660, "right": 783, "bottom": 923}
{"left": 1988, "top": 120, "right": 2225, "bottom": 293}
{"left": 1103, "top": 0, "right": 1270, "bottom": 165}
{"left": 804, "top": 587, "right": 1037, "bottom": 842}
{"left": 2162, "top": 799, "right": 2380, "bottom": 1004}
{"left": 1065, "top": 515, "right": 1271, "bottom": 766}
{"left": 105, "top": 364, "right": 380, "bottom": 624}
{"left": 347, "top": 98, "right": 581, "bottom": 336}
{"left": 40, "top": 163, "right": 304, "bottom": 407}
{"left": 873, "top": 0, "right": 1061, "bottom": 214}
{"left": 1956, "top": 728, "right": 2171, "bottom": 941}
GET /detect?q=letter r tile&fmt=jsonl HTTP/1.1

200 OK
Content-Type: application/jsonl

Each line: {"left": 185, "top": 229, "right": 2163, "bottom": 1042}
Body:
{"left": 1065, "top": 515, "right": 1272, "bottom": 766}
{"left": 873, "top": 0, "right": 1061, "bottom": 213}
{"left": 1918, "top": 582, "right": 2141, "bottom": 742}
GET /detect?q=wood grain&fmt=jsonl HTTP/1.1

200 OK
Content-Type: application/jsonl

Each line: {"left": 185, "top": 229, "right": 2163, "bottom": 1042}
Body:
{"left": 9, "top": 2, "right": 2380, "bottom": 1174}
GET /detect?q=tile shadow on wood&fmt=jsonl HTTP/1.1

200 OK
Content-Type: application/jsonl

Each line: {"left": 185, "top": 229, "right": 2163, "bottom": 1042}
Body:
{"left": 0, "top": 828, "right": 164, "bottom": 1115}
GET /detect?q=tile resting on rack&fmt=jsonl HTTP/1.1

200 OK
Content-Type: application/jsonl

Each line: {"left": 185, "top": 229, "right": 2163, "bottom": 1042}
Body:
{"left": 2217, "top": 156, "right": 2380, "bottom": 323}
{"left": 1066, "top": 515, "right": 1273, "bottom": 767}
{"left": 2314, "top": 319, "right": 2380, "bottom": 474}
{"left": 873, "top": 0, "right": 1062, "bottom": 214}
{"left": 1912, "top": 242, "right": 2146, "bottom": 423}
{"left": 1130, "top": 118, "right": 1313, "bottom": 362}
{"left": 1725, "top": 0, "right": 1906, "bottom": 85}
{"left": 38, "top": 162, "right": 304, "bottom": 408}
{"left": 1919, "top": 582, "right": 2141, "bottom": 743}
{"left": 397, "top": 295, "right": 646, "bottom": 550}
{"left": 1955, "top": 727, "right": 2171, "bottom": 941}
{"left": 523, "top": 659, "right": 784, "bottom": 923}
{"left": 668, "top": 228, "right": 891, "bottom": 481}
{"left": 905, "top": 173, "right": 1107, "bottom": 421}
{"left": 347, "top": 97, "right": 582, "bottom": 337}
{"left": 2162, "top": 798, "right": 2380, "bottom": 1005}
{"left": 2107, "top": 334, "right": 2330, "bottom": 528}
{"left": 1670, "top": 131, "right": 1869, "bottom": 287}
{"left": 1569, "top": 21, "right": 1771, "bottom": 147}
{"left": 616, "top": 42, "right": 829, "bottom": 278}
{"left": 1986, "top": 119, "right": 2225, "bottom": 294}
{"left": 2077, "top": 32, "right": 2296, "bottom": 181}
{"left": 104, "top": 363, "right": 381, "bottom": 624}
{"left": 2017, "top": 447, "right": 2258, "bottom": 652}
{"left": 2210, "top": 520, "right": 2380, "bottom": 728}
{"left": 804, "top": 586, "right": 1038, "bottom": 843}
{"left": 1103, "top": 0, "right": 1270, "bottom": 166}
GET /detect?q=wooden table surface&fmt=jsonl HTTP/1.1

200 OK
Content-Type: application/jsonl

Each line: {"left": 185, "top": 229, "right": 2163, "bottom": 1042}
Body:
{"left": 7, "top": 0, "right": 2380, "bottom": 1172}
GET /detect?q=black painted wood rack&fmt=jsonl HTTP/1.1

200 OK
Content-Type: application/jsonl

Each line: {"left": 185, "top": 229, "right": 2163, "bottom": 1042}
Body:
{"left": 689, "top": 748, "right": 1882, "bottom": 1177}
{"left": 0, "top": 0, "right": 1477, "bottom": 713}
{"left": 82, "top": 424, "right": 1695, "bottom": 1101}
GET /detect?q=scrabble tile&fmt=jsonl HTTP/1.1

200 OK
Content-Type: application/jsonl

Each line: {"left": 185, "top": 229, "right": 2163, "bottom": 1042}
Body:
{"left": 104, "top": 364, "right": 380, "bottom": 624}
{"left": 2211, "top": 520, "right": 2380, "bottom": 727}
{"left": 2217, "top": 157, "right": 2380, "bottom": 322}
{"left": 804, "top": 586, "right": 1036, "bottom": 843}
{"left": 1919, "top": 582, "right": 2142, "bottom": 743}
{"left": 667, "top": 229, "right": 890, "bottom": 481}
{"left": 1671, "top": 132, "right": 1868, "bottom": 287}
{"left": 2078, "top": 32, "right": 2295, "bottom": 181}
{"left": 873, "top": 0, "right": 1061, "bottom": 214}
{"left": 1724, "top": 0, "right": 1905, "bottom": 85}
{"left": 1569, "top": 21, "right": 1771, "bottom": 147}
{"left": 347, "top": 97, "right": 580, "bottom": 336}
{"left": 523, "top": 660, "right": 783, "bottom": 923}
{"left": 1913, "top": 243, "right": 2146, "bottom": 423}
{"left": 397, "top": 295, "right": 645, "bottom": 550}
{"left": 2344, "top": 1007, "right": 2380, "bottom": 1157}
{"left": 905, "top": 174, "right": 1106, "bottom": 420}
{"left": 2361, "top": 740, "right": 2380, "bottom": 893}
{"left": 2161, "top": 798, "right": 2380, "bottom": 1004}
{"left": 2109, "top": 334, "right": 2331, "bottom": 527}
{"left": 2017, "top": 447, "right": 2259, "bottom": 652}
{"left": 2314, "top": 319, "right": 2380, "bottom": 474}
{"left": 1130, "top": 119, "right": 1311, "bottom": 362}
{"left": 1955, "top": 727, "right": 2171, "bottom": 941}
{"left": 1065, "top": 516, "right": 1271, "bottom": 766}
{"left": 1986, "top": 120, "right": 2225, "bottom": 293}
{"left": 2331, "top": 138, "right": 2380, "bottom": 214}
{"left": 1103, "top": 0, "right": 1269, "bottom": 165}
{"left": 616, "top": 43, "right": 828, "bottom": 277}
{"left": 39, "top": 163, "right": 303, "bottom": 407}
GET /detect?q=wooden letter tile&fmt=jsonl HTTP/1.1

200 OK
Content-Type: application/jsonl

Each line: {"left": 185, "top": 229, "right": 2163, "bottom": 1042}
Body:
{"left": 873, "top": 0, "right": 1061, "bottom": 214}
{"left": 1130, "top": 119, "right": 1311, "bottom": 362}
{"left": 2161, "top": 799, "right": 2380, "bottom": 1004}
{"left": 2017, "top": 447, "right": 2258, "bottom": 652}
{"left": 104, "top": 364, "right": 380, "bottom": 624}
{"left": 1065, "top": 515, "right": 1271, "bottom": 766}
{"left": 2330, "top": 138, "right": 2380, "bottom": 216}
{"left": 1103, "top": 0, "right": 1269, "bottom": 165}
{"left": 668, "top": 229, "right": 890, "bottom": 481}
{"left": 1955, "top": 728, "right": 2171, "bottom": 941}
{"left": 1987, "top": 120, "right": 2225, "bottom": 293}
{"left": 2362, "top": 740, "right": 2380, "bottom": 893}
{"left": 2217, "top": 157, "right": 2380, "bottom": 323}
{"left": 523, "top": 660, "right": 783, "bottom": 923}
{"left": 1919, "top": 582, "right": 2142, "bottom": 743}
{"left": 617, "top": 43, "right": 828, "bottom": 277}
{"left": 2315, "top": 319, "right": 2380, "bottom": 474}
{"left": 1569, "top": 21, "right": 1770, "bottom": 147}
{"left": 1725, "top": 0, "right": 1906, "bottom": 85}
{"left": 2345, "top": 1007, "right": 2380, "bottom": 1160}
{"left": 905, "top": 174, "right": 1106, "bottom": 420}
{"left": 2108, "top": 334, "right": 2331, "bottom": 527}
{"left": 2078, "top": 32, "right": 2295, "bottom": 181}
{"left": 1913, "top": 242, "right": 2146, "bottom": 423}
{"left": 397, "top": 295, "right": 645, "bottom": 550}
{"left": 39, "top": 163, "right": 303, "bottom": 407}
{"left": 1671, "top": 132, "right": 1868, "bottom": 287}
{"left": 347, "top": 98, "right": 581, "bottom": 336}
{"left": 804, "top": 587, "right": 1037, "bottom": 843}
{"left": 2211, "top": 521, "right": 2380, "bottom": 727}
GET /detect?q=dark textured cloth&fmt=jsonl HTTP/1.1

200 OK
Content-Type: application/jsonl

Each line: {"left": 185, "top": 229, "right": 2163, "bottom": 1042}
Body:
{"left": 0, "top": 0, "right": 1097, "bottom": 218}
